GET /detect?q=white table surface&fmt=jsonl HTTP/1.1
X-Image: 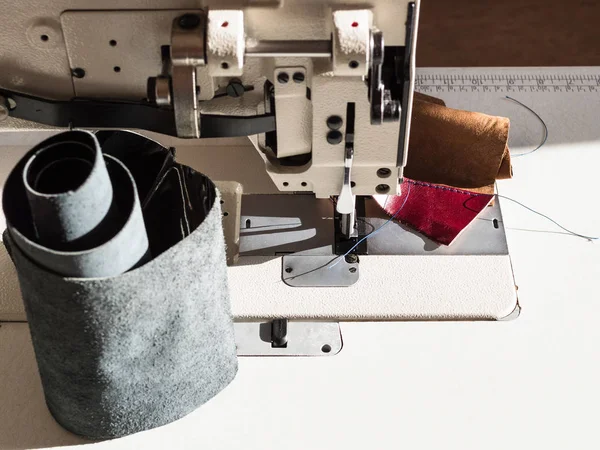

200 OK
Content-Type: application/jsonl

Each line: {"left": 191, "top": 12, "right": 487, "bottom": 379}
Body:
{"left": 1, "top": 67, "right": 599, "bottom": 450}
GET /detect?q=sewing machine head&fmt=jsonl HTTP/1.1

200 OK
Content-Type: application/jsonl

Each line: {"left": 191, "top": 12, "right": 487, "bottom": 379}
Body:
{"left": 0, "top": 1, "right": 418, "bottom": 234}
{"left": 0, "top": 0, "right": 519, "bottom": 324}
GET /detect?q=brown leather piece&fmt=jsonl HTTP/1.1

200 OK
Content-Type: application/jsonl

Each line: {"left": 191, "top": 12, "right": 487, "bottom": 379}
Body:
{"left": 497, "top": 145, "right": 513, "bottom": 179}
{"left": 406, "top": 93, "right": 512, "bottom": 190}
{"left": 413, "top": 92, "right": 446, "bottom": 106}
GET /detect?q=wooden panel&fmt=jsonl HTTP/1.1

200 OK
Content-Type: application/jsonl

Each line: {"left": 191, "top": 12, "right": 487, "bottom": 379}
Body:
{"left": 418, "top": 0, "right": 600, "bottom": 67}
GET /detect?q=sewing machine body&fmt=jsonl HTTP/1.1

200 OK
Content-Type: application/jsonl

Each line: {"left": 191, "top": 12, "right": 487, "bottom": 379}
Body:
{"left": 0, "top": 1, "right": 518, "bottom": 336}
{"left": 0, "top": 0, "right": 417, "bottom": 199}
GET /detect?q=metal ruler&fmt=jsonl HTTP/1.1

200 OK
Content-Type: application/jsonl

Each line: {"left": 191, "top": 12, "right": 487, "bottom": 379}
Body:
{"left": 415, "top": 70, "right": 600, "bottom": 94}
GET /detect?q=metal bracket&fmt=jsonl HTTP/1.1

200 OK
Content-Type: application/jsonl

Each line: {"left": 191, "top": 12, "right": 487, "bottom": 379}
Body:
{"left": 369, "top": 28, "right": 400, "bottom": 125}
{"left": 334, "top": 196, "right": 368, "bottom": 255}
{"left": 235, "top": 321, "right": 343, "bottom": 356}
{"left": 273, "top": 67, "right": 312, "bottom": 158}
{"left": 282, "top": 254, "right": 359, "bottom": 287}
{"left": 170, "top": 13, "right": 206, "bottom": 138}
{"left": 396, "top": 1, "right": 419, "bottom": 171}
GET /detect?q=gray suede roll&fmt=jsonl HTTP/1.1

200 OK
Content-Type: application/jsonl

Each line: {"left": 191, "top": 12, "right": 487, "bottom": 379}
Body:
{"left": 8, "top": 131, "right": 150, "bottom": 277}
{"left": 22, "top": 131, "right": 113, "bottom": 247}
{"left": 3, "top": 130, "right": 238, "bottom": 439}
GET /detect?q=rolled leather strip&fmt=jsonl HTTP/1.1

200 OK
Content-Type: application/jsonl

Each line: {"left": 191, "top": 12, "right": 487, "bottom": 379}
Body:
{"left": 22, "top": 131, "right": 114, "bottom": 247}
{"left": 2, "top": 130, "right": 237, "bottom": 439}
{"left": 6, "top": 130, "right": 150, "bottom": 277}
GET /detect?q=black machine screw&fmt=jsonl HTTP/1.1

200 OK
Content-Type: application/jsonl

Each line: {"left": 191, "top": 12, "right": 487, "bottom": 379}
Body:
{"left": 292, "top": 72, "right": 305, "bottom": 83}
{"left": 226, "top": 79, "right": 245, "bottom": 98}
{"left": 326, "top": 115, "right": 343, "bottom": 130}
{"left": 327, "top": 130, "right": 343, "bottom": 145}
{"left": 71, "top": 68, "right": 85, "bottom": 79}
{"left": 377, "top": 168, "right": 392, "bottom": 178}
{"left": 277, "top": 72, "right": 289, "bottom": 84}
{"left": 178, "top": 14, "right": 201, "bottom": 29}
{"left": 376, "top": 184, "right": 390, "bottom": 194}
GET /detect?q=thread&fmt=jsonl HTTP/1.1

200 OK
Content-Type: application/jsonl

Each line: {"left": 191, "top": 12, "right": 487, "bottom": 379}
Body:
{"left": 501, "top": 97, "right": 597, "bottom": 239}
{"left": 506, "top": 96, "right": 548, "bottom": 157}
{"left": 496, "top": 194, "right": 598, "bottom": 241}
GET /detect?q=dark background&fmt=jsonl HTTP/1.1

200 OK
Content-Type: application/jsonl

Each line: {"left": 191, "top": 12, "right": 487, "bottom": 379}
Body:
{"left": 417, "top": 0, "right": 600, "bottom": 66}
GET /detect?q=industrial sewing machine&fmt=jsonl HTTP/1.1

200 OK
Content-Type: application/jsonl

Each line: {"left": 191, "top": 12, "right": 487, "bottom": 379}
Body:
{"left": 0, "top": 0, "right": 518, "bottom": 355}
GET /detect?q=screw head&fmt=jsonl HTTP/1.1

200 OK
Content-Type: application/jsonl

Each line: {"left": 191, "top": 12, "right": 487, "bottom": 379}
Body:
{"left": 326, "top": 115, "right": 343, "bottom": 130}
{"left": 377, "top": 168, "right": 392, "bottom": 178}
{"left": 179, "top": 14, "right": 201, "bottom": 29}
{"left": 277, "top": 72, "right": 289, "bottom": 84}
{"left": 327, "top": 130, "right": 343, "bottom": 145}
{"left": 292, "top": 72, "right": 305, "bottom": 83}
{"left": 226, "top": 80, "right": 245, "bottom": 98}
{"left": 376, "top": 184, "right": 390, "bottom": 194}
{"left": 71, "top": 68, "right": 85, "bottom": 79}
{"left": 345, "top": 254, "right": 359, "bottom": 264}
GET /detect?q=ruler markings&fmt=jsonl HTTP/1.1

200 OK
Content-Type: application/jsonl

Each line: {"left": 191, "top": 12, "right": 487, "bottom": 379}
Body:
{"left": 415, "top": 73, "right": 600, "bottom": 93}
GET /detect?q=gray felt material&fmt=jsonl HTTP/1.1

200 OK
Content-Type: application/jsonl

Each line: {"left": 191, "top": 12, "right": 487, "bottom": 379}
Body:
{"left": 22, "top": 131, "right": 113, "bottom": 247}
{"left": 7, "top": 130, "right": 149, "bottom": 278}
{"left": 3, "top": 198, "right": 237, "bottom": 439}
{"left": 10, "top": 153, "right": 150, "bottom": 278}
{"left": 3, "top": 130, "right": 238, "bottom": 439}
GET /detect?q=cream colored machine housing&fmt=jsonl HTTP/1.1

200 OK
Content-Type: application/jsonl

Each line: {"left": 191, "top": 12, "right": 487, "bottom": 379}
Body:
{"left": 0, "top": 0, "right": 418, "bottom": 200}
{"left": 0, "top": 0, "right": 519, "bottom": 324}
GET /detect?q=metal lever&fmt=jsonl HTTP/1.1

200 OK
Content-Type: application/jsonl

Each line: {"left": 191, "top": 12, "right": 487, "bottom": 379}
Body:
{"left": 170, "top": 13, "right": 206, "bottom": 138}
{"left": 336, "top": 103, "right": 357, "bottom": 238}
{"left": 271, "top": 319, "right": 288, "bottom": 348}
{"left": 369, "top": 28, "right": 400, "bottom": 125}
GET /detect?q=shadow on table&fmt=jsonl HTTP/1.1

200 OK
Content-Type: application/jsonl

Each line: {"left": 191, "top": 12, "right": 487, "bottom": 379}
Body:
{"left": 0, "top": 322, "right": 90, "bottom": 449}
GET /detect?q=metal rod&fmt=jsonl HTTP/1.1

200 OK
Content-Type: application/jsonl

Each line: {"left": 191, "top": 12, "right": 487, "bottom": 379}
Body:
{"left": 245, "top": 40, "right": 332, "bottom": 58}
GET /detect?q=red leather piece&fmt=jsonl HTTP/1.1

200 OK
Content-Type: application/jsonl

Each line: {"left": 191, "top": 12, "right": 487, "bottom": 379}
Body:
{"left": 376, "top": 179, "right": 493, "bottom": 245}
